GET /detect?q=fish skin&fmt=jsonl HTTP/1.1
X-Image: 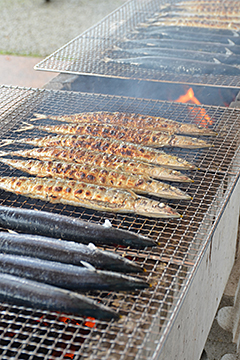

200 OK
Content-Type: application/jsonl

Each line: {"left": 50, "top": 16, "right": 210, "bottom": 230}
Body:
{"left": 0, "top": 158, "right": 191, "bottom": 200}
{"left": 104, "top": 55, "right": 240, "bottom": 76}
{"left": 0, "top": 272, "right": 119, "bottom": 320}
{"left": 134, "top": 25, "right": 240, "bottom": 44}
{"left": 7, "top": 134, "right": 196, "bottom": 169}
{"left": 0, "top": 253, "right": 149, "bottom": 292}
{"left": 0, "top": 232, "right": 143, "bottom": 273}
{"left": 109, "top": 48, "right": 240, "bottom": 67}
{"left": 24, "top": 123, "right": 211, "bottom": 149}
{"left": 119, "top": 38, "right": 240, "bottom": 55}
{"left": 0, "top": 176, "right": 181, "bottom": 218}
{"left": 3, "top": 146, "right": 193, "bottom": 182}
{"left": 33, "top": 111, "right": 216, "bottom": 136}
{"left": 0, "top": 206, "right": 156, "bottom": 249}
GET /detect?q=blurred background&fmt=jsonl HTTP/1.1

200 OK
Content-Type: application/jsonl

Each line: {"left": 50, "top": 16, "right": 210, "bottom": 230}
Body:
{"left": 0, "top": 0, "right": 126, "bottom": 87}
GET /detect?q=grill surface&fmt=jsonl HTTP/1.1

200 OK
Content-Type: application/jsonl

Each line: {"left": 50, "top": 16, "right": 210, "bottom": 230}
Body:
{"left": 35, "top": 0, "right": 240, "bottom": 88}
{"left": 0, "top": 85, "right": 239, "bottom": 359}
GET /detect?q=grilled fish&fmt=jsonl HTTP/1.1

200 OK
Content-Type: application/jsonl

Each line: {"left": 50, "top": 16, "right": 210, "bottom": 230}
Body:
{"left": 0, "top": 158, "right": 191, "bottom": 200}
{"left": 0, "top": 206, "right": 156, "bottom": 248}
{"left": 149, "top": 19, "right": 240, "bottom": 31}
{"left": 0, "top": 147, "right": 193, "bottom": 182}
{"left": 2, "top": 134, "right": 196, "bottom": 169}
{"left": 0, "top": 273, "right": 119, "bottom": 320}
{"left": 32, "top": 111, "right": 216, "bottom": 136}
{"left": 0, "top": 176, "right": 181, "bottom": 218}
{"left": 21, "top": 123, "right": 211, "bottom": 149}
{"left": 0, "top": 232, "right": 143, "bottom": 273}
{"left": 104, "top": 55, "right": 240, "bottom": 76}
{"left": 0, "top": 253, "right": 149, "bottom": 292}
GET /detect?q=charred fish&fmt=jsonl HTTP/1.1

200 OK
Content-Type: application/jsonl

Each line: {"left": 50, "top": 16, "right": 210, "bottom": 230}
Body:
{"left": 0, "top": 158, "right": 191, "bottom": 200}
{"left": 20, "top": 123, "right": 211, "bottom": 149}
{"left": 0, "top": 177, "right": 181, "bottom": 218}
{"left": 0, "top": 147, "right": 193, "bottom": 182}
{"left": 32, "top": 111, "right": 216, "bottom": 136}
{"left": 1, "top": 134, "right": 196, "bottom": 169}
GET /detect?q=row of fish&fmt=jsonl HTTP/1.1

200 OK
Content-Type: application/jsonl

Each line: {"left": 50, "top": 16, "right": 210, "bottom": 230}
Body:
{"left": 0, "top": 109, "right": 212, "bottom": 318}
{"left": 0, "top": 110, "right": 214, "bottom": 218}
{"left": 103, "top": 0, "right": 240, "bottom": 76}
{"left": 0, "top": 206, "right": 155, "bottom": 319}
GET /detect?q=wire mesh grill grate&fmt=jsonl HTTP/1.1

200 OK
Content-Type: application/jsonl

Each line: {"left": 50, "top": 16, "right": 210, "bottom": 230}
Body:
{"left": 0, "top": 85, "right": 239, "bottom": 359}
{"left": 35, "top": 0, "right": 240, "bottom": 88}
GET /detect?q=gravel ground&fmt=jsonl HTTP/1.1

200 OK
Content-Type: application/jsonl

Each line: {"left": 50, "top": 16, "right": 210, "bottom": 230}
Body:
{"left": 0, "top": 0, "right": 126, "bottom": 57}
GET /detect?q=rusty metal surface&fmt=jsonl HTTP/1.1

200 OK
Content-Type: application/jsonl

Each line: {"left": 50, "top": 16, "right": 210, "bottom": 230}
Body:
{"left": 0, "top": 85, "right": 239, "bottom": 359}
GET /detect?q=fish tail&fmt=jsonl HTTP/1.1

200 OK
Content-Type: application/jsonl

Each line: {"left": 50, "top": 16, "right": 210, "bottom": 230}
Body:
{"left": 104, "top": 57, "right": 112, "bottom": 63}
{"left": 0, "top": 151, "right": 10, "bottom": 157}
{"left": 31, "top": 113, "right": 49, "bottom": 121}
{"left": 0, "top": 139, "right": 16, "bottom": 148}
{"left": 15, "top": 122, "right": 35, "bottom": 133}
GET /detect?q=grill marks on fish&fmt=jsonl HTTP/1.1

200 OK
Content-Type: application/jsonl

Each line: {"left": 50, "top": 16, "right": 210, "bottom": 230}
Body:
{"left": 32, "top": 111, "right": 216, "bottom": 136}
{"left": 2, "top": 146, "right": 192, "bottom": 182}
{"left": 143, "top": 1, "right": 240, "bottom": 31}
{"left": 0, "top": 176, "right": 181, "bottom": 218}
{"left": 0, "top": 253, "right": 149, "bottom": 292}
{"left": 0, "top": 158, "right": 191, "bottom": 200}
{"left": 0, "top": 273, "right": 119, "bottom": 319}
{"left": 20, "top": 123, "right": 211, "bottom": 149}
{"left": 3, "top": 134, "right": 195, "bottom": 169}
{"left": 146, "top": 19, "right": 240, "bottom": 31}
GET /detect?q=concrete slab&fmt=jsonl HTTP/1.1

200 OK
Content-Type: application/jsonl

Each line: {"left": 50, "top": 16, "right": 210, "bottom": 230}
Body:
{"left": 0, "top": 54, "right": 58, "bottom": 88}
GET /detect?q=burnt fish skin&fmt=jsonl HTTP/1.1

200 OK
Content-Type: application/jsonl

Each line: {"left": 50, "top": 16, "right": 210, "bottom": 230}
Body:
{"left": 0, "top": 231, "right": 143, "bottom": 273}
{"left": 0, "top": 253, "right": 149, "bottom": 292}
{"left": 0, "top": 272, "right": 119, "bottom": 320}
{"left": 120, "top": 38, "right": 240, "bottom": 55}
{"left": 0, "top": 206, "right": 156, "bottom": 249}
{"left": 110, "top": 47, "right": 240, "bottom": 67}
{"left": 104, "top": 55, "right": 240, "bottom": 76}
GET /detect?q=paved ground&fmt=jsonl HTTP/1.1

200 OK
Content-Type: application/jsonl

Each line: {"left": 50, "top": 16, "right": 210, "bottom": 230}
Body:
{"left": 0, "top": 0, "right": 126, "bottom": 57}
{"left": 0, "top": 0, "right": 126, "bottom": 88}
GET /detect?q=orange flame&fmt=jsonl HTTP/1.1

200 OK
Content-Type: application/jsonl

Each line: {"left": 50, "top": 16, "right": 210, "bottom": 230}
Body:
{"left": 175, "top": 88, "right": 213, "bottom": 127}
{"left": 83, "top": 317, "right": 96, "bottom": 328}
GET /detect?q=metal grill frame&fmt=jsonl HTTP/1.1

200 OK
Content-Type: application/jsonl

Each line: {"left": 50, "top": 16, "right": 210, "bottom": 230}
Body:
{"left": 35, "top": 0, "right": 240, "bottom": 88}
{"left": 0, "top": 85, "right": 239, "bottom": 359}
